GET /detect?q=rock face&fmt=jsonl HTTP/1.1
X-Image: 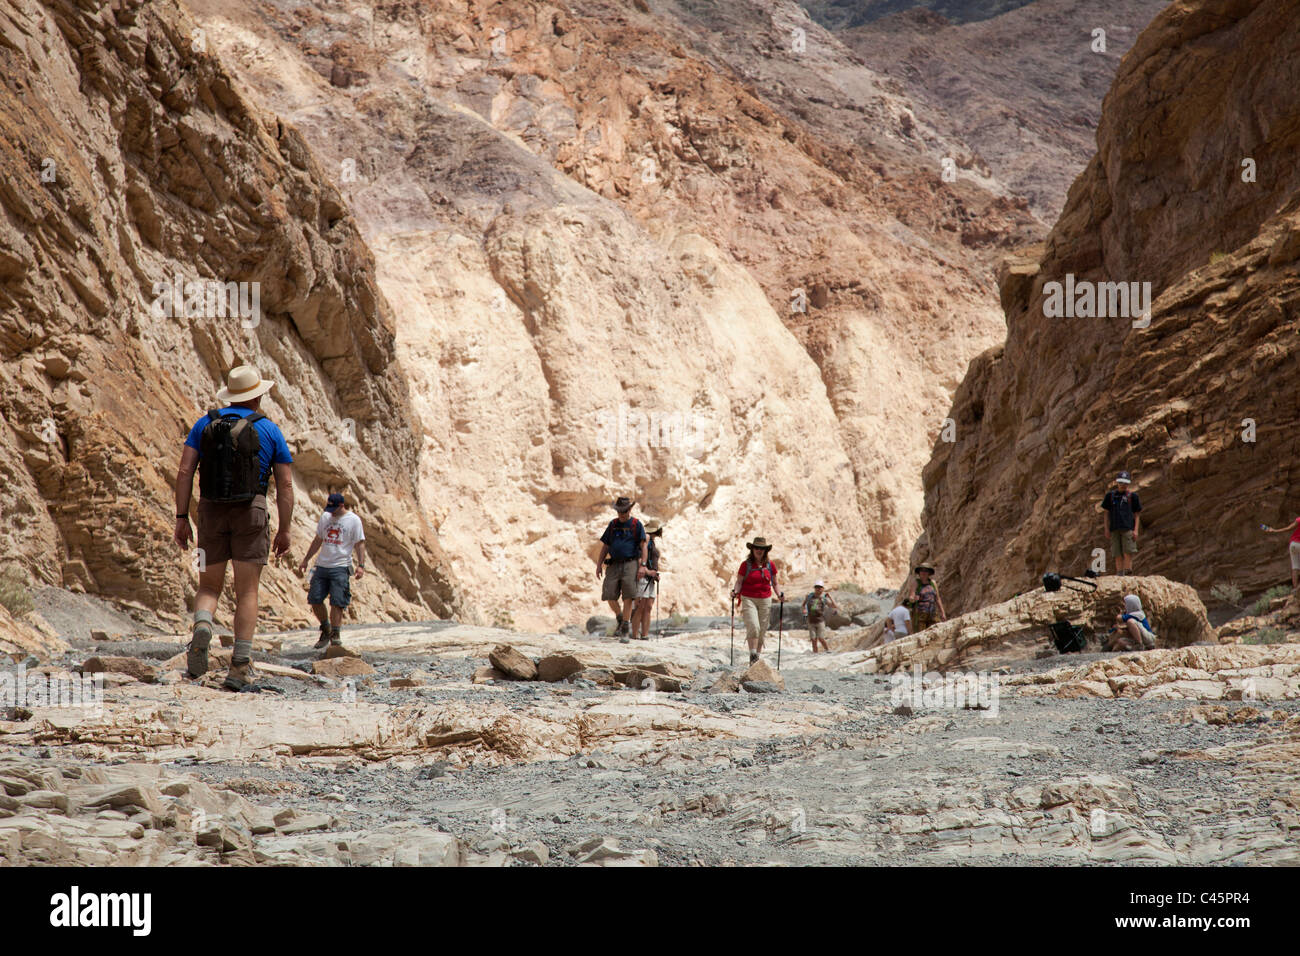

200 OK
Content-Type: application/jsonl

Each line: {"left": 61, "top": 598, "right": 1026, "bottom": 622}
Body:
{"left": 0, "top": 0, "right": 456, "bottom": 628}
{"left": 914, "top": 0, "right": 1300, "bottom": 613}
{"left": 184, "top": 0, "right": 1050, "bottom": 626}
{"left": 841, "top": 0, "right": 1171, "bottom": 219}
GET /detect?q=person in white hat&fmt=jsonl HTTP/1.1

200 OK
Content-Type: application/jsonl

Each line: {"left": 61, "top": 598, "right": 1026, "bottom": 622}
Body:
{"left": 800, "top": 581, "right": 838, "bottom": 653}
{"left": 173, "top": 364, "right": 295, "bottom": 691}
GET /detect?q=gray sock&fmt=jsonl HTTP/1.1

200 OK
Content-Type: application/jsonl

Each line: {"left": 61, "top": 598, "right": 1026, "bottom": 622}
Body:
{"left": 191, "top": 610, "right": 214, "bottom": 649}
{"left": 232, "top": 639, "right": 252, "bottom": 664}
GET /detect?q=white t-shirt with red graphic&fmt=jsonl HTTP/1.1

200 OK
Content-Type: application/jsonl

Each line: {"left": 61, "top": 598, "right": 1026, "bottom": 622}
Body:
{"left": 315, "top": 510, "right": 364, "bottom": 568}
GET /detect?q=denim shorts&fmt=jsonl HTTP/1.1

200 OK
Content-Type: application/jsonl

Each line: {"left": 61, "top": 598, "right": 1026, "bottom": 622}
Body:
{"left": 308, "top": 565, "right": 352, "bottom": 608}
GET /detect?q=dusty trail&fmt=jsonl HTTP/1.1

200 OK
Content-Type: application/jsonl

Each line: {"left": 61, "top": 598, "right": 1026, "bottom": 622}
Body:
{"left": 2, "top": 615, "right": 1297, "bottom": 866}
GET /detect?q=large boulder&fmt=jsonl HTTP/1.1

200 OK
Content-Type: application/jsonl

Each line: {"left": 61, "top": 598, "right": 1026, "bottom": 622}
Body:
{"left": 857, "top": 575, "right": 1214, "bottom": 674}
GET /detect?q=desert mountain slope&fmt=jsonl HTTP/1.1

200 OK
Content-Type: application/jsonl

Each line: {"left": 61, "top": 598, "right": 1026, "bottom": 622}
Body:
{"left": 841, "top": 0, "right": 1172, "bottom": 220}
{"left": 914, "top": 0, "right": 1300, "bottom": 613}
{"left": 0, "top": 0, "right": 456, "bottom": 627}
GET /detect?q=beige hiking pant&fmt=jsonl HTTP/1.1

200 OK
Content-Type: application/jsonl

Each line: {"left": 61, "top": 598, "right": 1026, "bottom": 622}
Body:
{"left": 741, "top": 596, "right": 771, "bottom": 644}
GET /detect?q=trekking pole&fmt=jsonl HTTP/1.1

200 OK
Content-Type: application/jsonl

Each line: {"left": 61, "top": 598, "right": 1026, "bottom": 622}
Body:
{"left": 777, "top": 598, "right": 784, "bottom": 670}
{"left": 729, "top": 594, "right": 735, "bottom": 667}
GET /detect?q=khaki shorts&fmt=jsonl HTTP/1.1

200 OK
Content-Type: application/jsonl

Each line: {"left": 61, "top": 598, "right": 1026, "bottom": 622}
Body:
{"left": 809, "top": 619, "right": 827, "bottom": 643}
{"left": 636, "top": 576, "right": 657, "bottom": 600}
{"left": 741, "top": 596, "right": 771, "bottom": 643}
{"left": 1110, "top": 529, "right": 1137, "bottom": 557}
{"left": 197, "top": 494, "right": 270, "bottom": 565}
{"left": 601, "top": 559, "right": 638, "bottom": 601}
{"left": 1290, "top": 541, "right": 1300, "bottom": 571}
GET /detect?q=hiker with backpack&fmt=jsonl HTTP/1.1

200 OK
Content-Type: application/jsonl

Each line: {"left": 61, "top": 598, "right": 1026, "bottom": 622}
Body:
{"left": 730, "top": 537, "right": 784, "bottom": 664}
{"left": 1261, "top": 517, "right": 1300, "bottom": 590}
{"left": 173, "top": 365, "right": 294, "bottom": 692}
{"left": 800, "top": 581, "right": 837, "bottom": 653}
{"left": 1104, "top": 594, "right": 1157, "bottom": 651}
{"left": 1101, "top": 471, "right": 1142, "bottom": 576}
{"left": 630, "top": 519, "right": 663, "bottom": 641}
{"left": 595, "top": 496, "right": 648, "bottom": 639}
{"left": 903, "top": 563, "right": 946, "bottom": 632}
{"left": 297, "top": 493, "right": 367, "bottom": 651}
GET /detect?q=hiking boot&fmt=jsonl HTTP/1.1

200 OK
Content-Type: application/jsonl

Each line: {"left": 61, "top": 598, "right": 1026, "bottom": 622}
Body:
{"left": 313, "top": 621, "right": 331, "bottom": 649}
{"left": 186, "top": 620, "right": 213, "bottom": 679}
{"left": 222, "top": 658, "right": 255, "bottom": 692}
{"left": 749, "top": 652, "right": 759, "bottom": 664}
{"left": 329, "top": 626, "right": 342, "bottom": 646}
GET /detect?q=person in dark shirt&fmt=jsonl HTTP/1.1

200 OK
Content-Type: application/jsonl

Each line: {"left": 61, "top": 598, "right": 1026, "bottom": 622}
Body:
{"left": 1101, "top": 470, "right": 1142, "bottom": 576}
{"left": 595, "top": 496, "right": 647, "bottom": 639}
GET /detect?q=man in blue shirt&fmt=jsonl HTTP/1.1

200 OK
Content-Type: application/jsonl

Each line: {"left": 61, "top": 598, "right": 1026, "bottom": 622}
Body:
{"left": 174, "top": 365, "right": 294, "bottom": 691}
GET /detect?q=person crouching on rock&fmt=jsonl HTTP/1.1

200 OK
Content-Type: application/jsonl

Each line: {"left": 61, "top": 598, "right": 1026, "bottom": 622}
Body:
{"left": 1105, "top": 594, "right": 1157, "bottom": 651}
{"left": 1261, "top": 517, "right": 1300, "bottom": 591}
{"left": 298, "top": 493, "right": 367, "bottom": 652}
{"left": 731, "top": 537, "right": 783, "bottom": 664}
{"left": 904, "top": 563, "right": 946, "bottom": 632}
{"left": 173, "top": 365, "right": 294, "bottom": 692}
{"left": 595, "top": 496, "right": 647, "bottom": 640}
{"left": 801, "top": 580, "right": 837, "bottom": 653}
{"left": 631, "top": 519, "right": 663, "bottom": 641}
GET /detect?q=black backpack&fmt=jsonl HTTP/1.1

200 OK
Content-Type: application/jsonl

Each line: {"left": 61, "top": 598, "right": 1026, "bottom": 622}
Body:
{"left": 198, "top": 409, "right": 266, "bottom": 503}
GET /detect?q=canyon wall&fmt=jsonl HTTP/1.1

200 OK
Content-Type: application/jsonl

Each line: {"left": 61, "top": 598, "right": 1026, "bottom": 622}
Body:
{"left": 914, "top": 0, "right": 1300, "bottom": 612}
{"left": 0, "top": 0, "right": 456, "bottom": 628}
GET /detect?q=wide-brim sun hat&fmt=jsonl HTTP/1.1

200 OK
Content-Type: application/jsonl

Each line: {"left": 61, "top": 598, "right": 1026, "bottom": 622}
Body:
{"left": 644, "top": 519, "right": 663, "bottom": 534}
{"left": 915, "top": 563, "right": 935, "bottom": 575}
{"left": 612, "top": 496, "right": 636, "bottom": 512}
{"left": 216, "top": 364, "right": 275, "bottom": 403}
{"left": 746, "top": 537, "right": 773, "bottom": 551}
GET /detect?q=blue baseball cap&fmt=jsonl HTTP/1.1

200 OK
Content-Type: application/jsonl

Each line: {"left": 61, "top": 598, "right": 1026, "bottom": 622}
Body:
{"left": 1115, "top": 471, "right": 1132, "bottom": 484}
{"left": 325, "top": 493, "right": 345, "bottom": 512}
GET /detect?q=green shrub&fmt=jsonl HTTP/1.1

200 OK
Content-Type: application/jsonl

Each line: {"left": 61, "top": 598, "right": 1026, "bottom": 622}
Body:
{"left": 1243, "top": 626, "right": 1285, "bottom": 645}
{"left": 0, "top": 565, "right": 34, "bottom": 617}
{"left": 1250, "top": 585, "right": 1291, "bottom": 616}
{"left": 834, "top": 581, "right": 865, "bottom": 594}
{"left": 1209, "top": 581, "right": 1244, "bottom": 608}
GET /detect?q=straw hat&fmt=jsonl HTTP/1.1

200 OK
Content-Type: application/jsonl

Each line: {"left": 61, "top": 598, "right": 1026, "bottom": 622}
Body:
{"left": 644, "top": 519, "right": 663, "bottom": 534}
{"left": 216, "top": 365, "right": 275, "bottom": 403}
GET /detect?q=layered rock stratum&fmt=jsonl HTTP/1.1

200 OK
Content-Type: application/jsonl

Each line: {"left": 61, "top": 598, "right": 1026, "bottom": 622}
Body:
{"left": 914, "top": 0, "right": 1300, "bottom": 613}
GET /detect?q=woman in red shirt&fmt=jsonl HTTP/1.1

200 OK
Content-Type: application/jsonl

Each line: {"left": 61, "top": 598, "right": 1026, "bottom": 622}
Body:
{"left": 730, "top": 537, "right": 785, "bottom": 664}
{"left": 1262, "top": 518, "right": 1300, "bottom": 590}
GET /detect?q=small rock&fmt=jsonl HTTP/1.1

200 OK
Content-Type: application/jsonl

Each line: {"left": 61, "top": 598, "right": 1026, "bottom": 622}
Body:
{"left": 741, "top": 680, "right": 781, "bottom": 694}
{"left": 510, "top": 842, "right": 549, "bottom": 865}
{"left": 312, "top": 657, "right": 376, "bottom": 678}
{"left": 323, "top": 643, "right": 360, "bottom": 659}
{"left": 488, "top": 644, "right": 537, "bottom": 681}
{"left": 893, "top": 704, "right": 914, "bottom": 716}
{"left": 809, "top": 684, "right": 826, "bottom": 694}
{"left": 80, "top": 656, "right": 158, "bottom": 683}
{"left": 472, "top": 665, "right": 510, "bottom": 684}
